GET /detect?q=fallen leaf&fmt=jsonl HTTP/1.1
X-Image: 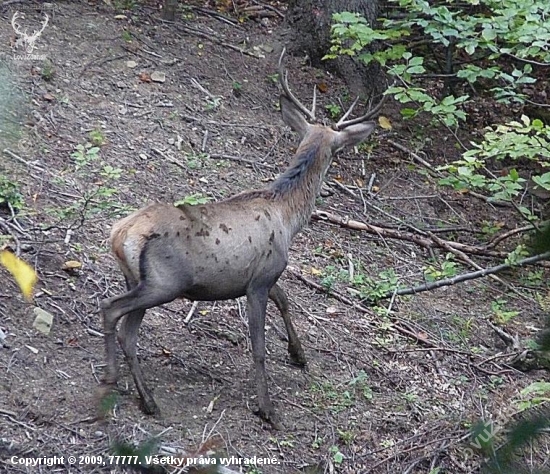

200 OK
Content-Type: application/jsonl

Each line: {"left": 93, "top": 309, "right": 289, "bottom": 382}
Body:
{"left": 62, "top": 260, "right": 82, "bottom": 271}
{"left": 138, "top": 72, "right": 151, "bottom": 82}
{"left": 33, "top": 307, "right": 53, "bottom": 335}
{"left": 199, "top": 310, "right": 209, "bottom": 316}
{"left": 43, "top": 93, "right": 55, "bottom": 101}
{"left": 317, "top": 82, "right": 328, "bottom": 93}
{"left": 310, "top": 267, "right": 323, "bottom": 276}
{"left": 378, "top": 116, "right": 392, "bottom": 130}
{"left": 126, "top": 60, "right": 137, "bottom": 69}
{"left": 114, "top": 14, "right": 127, "bottom": 20}
{"left": 0, "top": 250, "right": 38, "bottom": 300}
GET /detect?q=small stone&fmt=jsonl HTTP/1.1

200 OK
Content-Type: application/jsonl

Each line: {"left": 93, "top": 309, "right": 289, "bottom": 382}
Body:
{"left": 33, "top": 307, "right": 53, "bottom": 336}
{"left": 151, "top": 71, "right": 166, "bottom": 83}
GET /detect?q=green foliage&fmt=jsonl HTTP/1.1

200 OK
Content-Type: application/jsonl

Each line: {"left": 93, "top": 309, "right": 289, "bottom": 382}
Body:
{"left": 356, "top": 269, "right": 399, "bottom": 301}
{"left": 89, "top": 128, "right": 106, "bottom": 146}
{"left": 100, "top": 165, "right": 122, "bottom": 180}
{"left": 174, "top": 193, "right": 212, "bottom": 206}
{"left": 111, "top": 438, "right": 158, "bottom": 470}
{"left": 266, "top": 73, "right": 279, "bottom": 84}
{"left": 71, "top": 142, "right": 100, "bottom": 168}
{"left": 114, "top": 0, "right": 137, "bottom": 12}
{"left": 439, "top": 116, "right": 550, "bottom": 206}
{"left": 41, "top": 60, "right": 55, "bottom": 81}
{"left": 121, "top": 30, "right": 132, "bottom": 43}
{"left": 329, "top": 445, "right": 345, "bottom": 464}
{"left": 505, "top": 245, "right": 530, "bottom": 265}
{"left": 320, "top": 264, "right": 400, "bottom": 302}
{"left": 308, "top": 371, "right": 373, "bottom": 415}
{"left": 205, "top": 96, "right": 222, "bottom": 111}
{"left": 0, "top": 175, "right": 23, "bottom": 210}
{"left": 491, "top": 299, "right": 519, "bottom": 325}
{"left": 326, "top": 1, "right": 549, "bottom": 128}
{"left": 325, "top": 103, "right": 342, "bottom": 119}
{"left": 424, "top": 253, "right": 458, "bottom": 281}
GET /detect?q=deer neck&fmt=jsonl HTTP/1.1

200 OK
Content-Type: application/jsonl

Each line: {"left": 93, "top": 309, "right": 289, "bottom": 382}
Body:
{"left": 270, "top": 134, "right": 333, "bottom": 238}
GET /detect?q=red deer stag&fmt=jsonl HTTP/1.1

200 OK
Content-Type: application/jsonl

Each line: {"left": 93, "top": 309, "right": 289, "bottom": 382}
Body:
{"left": 99, "top": 49, "right": 383, "bottom": 427}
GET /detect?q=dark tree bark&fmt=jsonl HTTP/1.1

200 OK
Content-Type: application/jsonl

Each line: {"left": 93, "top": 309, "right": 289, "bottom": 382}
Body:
{"left": 163, "top": 0, "right": 178, "bottom": 21}
{"left": 283, "top": 0, "right": 383, "bottom": 97}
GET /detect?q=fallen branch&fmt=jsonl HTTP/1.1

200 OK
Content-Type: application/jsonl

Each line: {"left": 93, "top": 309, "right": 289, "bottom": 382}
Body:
{"left": 287, "top": 267, "right": 435, "bottom": 346}
{"left": 312, "top": 210, "right": 506, "bottom": 258}
{"left": 176, "top": 24, "right": 262, "bottom": 58}
{"left": 426, "top": 229, "right": 514, "bottom": 292}
{"left": 486, "top": 224, "right": 537, "bottom": 249}
{"left": 387, "top": 139, "right": 437, "bottom": 173}
{"left": 180, "top": 114, "right": 271, "bottom": 130}
{"left": 380, "top": 251, "right": 550, "bottom": 300}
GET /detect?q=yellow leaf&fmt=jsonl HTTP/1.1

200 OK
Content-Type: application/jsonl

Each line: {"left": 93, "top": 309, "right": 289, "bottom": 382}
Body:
{"left": 310, "top": 267, "right": 323, "bottom": 276}
{"left": 378, "top": 116, "right": 392, "bottom": 130}
{"left": 199, "top": 310, "right": 209, "bottom": 316}
{"left": 0, "top": 250, "right": 38, "bottom": 300}
{"left": 62, "top": 260, "right": 82, "bottom": 271}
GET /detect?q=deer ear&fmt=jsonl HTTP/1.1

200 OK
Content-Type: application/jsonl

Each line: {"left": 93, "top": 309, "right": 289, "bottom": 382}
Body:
{"left": 280, "top": 95, "right": 311, "bottom": 140}
{"left": 332, "top": 122, "right": 376, "bottom": 153}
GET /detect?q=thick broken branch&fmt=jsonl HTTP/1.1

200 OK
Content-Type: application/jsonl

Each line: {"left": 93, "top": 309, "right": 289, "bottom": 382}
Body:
{"left": 312, "top": 210, "right": 506, "bottom": 258}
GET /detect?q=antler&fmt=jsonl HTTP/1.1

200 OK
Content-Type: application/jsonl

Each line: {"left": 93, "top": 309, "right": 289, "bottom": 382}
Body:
{"left": 335, "top": 92, "right": 388, "bottom": 130}
{"left": 31, "top": 14, "right": 49, "bottom": 39}
{"left": 278, "top": 47, "right": 317, "bottom": 122}
{"left": 11, "top": 12, "right": 27, "bottom": 36}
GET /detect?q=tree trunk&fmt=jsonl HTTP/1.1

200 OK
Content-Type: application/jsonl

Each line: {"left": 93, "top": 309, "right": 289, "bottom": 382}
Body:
{"left": 283, "top": 0, "right": 382, "bottom": 97}
{"left": 163, "top": 0, "right": 178, "bottom": 21}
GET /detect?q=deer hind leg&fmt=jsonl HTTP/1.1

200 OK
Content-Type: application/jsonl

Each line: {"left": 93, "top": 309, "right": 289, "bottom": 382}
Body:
{"left": 117, "top": 307, "right": 159, "bottom": 414}
{"left": 269, "top": 283, "right": 306, "bottom": 367}
{"left": 100, "top": 279, "right": 182, "bottom": 415}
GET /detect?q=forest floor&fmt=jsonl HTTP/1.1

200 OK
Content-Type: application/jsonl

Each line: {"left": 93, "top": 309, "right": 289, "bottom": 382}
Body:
{"left": 1, "top": 1, "right": 550, "bottom": 473}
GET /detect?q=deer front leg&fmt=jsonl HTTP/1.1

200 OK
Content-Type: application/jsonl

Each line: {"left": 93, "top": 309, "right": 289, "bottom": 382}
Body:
{"left": 246, "top": 287, "right": 279, "bottom": 428}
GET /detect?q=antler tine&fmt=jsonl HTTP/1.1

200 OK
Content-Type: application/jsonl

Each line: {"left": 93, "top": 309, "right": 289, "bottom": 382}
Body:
{"left": 335, "top": 92, "right": 388, "bottom": 129}
{"left": 335, "top": 96, "right": 360, "bottom": 128}
{"left": 11, "top": 12, "right": 25, "bottom": 34}
{"left": 278, "top": 47, "right": 316, "bottom": 122}
{"left": 36, "top": 14, "right": 49, "bottom": 35}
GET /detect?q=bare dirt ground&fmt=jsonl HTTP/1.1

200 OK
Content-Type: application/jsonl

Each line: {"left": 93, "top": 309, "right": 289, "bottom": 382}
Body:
{"left": 1, "top": 1, "right": 550, "bottom": 473}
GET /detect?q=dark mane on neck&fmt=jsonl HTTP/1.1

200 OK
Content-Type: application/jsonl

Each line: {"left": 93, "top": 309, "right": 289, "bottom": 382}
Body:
{"left": 270, "top": 143, "right": 319, "bottom": 197}
{"left": 224, "top": 189, "right": 276, "bottom": 203}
